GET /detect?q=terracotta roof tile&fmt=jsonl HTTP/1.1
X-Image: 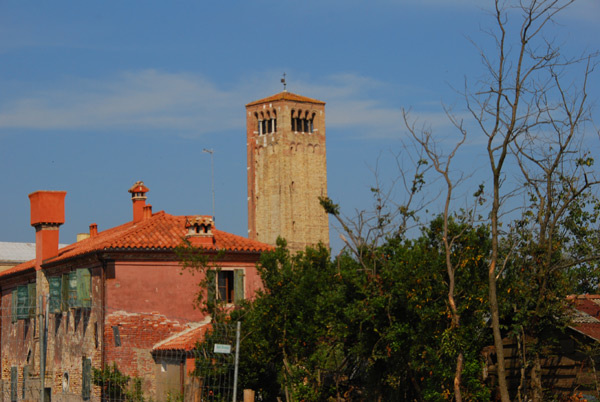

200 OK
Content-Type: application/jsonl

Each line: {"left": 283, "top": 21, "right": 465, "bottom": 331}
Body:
{"left": 153, "top": 320, "right": 212, "bottom": 351}
{"left": 570, "top": 295, "right": 600, "bottom": 341}
{"left": 0, "top": 212, "right": 272, "bottom": 278}
{"left": 246, "top": 91, "right": 325, "bottom": 107}
{"left": 0, "top": 260, "right": 35, "bottom": 277}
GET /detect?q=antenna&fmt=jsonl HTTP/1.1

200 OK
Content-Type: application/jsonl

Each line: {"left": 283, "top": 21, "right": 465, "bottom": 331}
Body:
{"left": 281, "top": 72, "right": 287, "bottom": 92}
{"left": 202, "top": 148, "right": 216, "bottom": 222}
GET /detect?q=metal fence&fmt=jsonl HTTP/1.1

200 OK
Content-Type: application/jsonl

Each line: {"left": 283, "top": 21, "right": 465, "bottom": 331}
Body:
{"left": 0, "top": 298, "right": 240, "bottom": 402}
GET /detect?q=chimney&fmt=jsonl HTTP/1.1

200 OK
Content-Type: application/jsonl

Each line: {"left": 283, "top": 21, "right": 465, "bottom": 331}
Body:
{"left": 128, "top": 181, "right": 149, "bottom": 223}
{"left": 185, "top": 216, "right": 215, "bottom": 246}
{"left": 89, "top": 223, "right": 98, "bottom": 237}
{"left": 29, "top": 191, "right": 66, "bottom": 270}
{"left": 143, "top": 204, "right": 153, "bottom": 220}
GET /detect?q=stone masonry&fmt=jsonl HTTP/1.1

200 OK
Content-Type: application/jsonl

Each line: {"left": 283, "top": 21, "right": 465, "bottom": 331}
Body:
{"left": 246, "top": 92, "right": 330, "bottom": 253}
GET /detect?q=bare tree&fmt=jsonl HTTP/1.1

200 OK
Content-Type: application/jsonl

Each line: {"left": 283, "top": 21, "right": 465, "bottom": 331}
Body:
{"left": 464, "top": 1, "right": 598, "bottom": 400}
{"left": 321, "top": 143, "right": 433, "bottom": 272}
{"left": 404, "top": 109, "right": 472, "bottom": 402}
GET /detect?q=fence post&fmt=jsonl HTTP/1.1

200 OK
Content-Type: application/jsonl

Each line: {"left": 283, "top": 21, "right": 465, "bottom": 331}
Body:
{"left": 232, "top": 321, "right": 241, "bottom": 402}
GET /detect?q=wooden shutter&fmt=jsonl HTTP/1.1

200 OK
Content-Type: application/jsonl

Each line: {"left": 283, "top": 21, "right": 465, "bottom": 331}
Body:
{"left": 234, "top": 269, "right": 245, "bottom": 304}
{"left": 28, "top": 283, "right": 36, "bottom": 318}
{"left": 22, "top": 366, "right": 29, "bottom": 399}
{"left": 82, "top": 357, "right": 92, "bottom": 400}
{"left": 48, "top": 276, "right": 62, "bottom": 313}
{"left": 77, "top": 268, "right": 92, "bottom": 308}
{"left": 68, "top": 271, "right": 78, "bottom": 308}
{"left": 61, "top": 274, "right": 70, "bottom": 311}
{"left": 17, "top": 285, "right": 29, "bottom": 319}
{"left": 207, "top": 270, "right": 216, "bottom": 304}
{"left": 11, "top": 289, "right": 17, "bottom": 323}
{"left": 10, "top": 366, "right": 17, "bottom": 402}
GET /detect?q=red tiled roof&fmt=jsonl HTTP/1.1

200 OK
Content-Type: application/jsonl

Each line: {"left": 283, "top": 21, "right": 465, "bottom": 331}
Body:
{"left": 0, "top": 211, "right": 272, "bottom": 279}
{"left": 246, "top": 91, "right": 325, "bottom": 107}
{"left": 153, "top": 321, "right": 212, "bottom": 351}
{"left": 570, "top": 295, "right": 600, "bottom": 341}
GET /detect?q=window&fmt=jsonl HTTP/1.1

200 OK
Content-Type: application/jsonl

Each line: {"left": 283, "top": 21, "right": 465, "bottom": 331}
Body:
{"left": 218, "top": 271, "right": 234, "bottom": 303}
{"left": 82, "top": 357, "right": 92, "bottom": 400}
{"left": 208, "top": 269, "right": 245, "bottom": 305}
{"left": 291, "top": 114, "right": 314, "bottom": 133}
{"left": 10, "top": 367, "right": 17, "bottom": 402}
{"left": 76, "top": 268, "right": 92, "bottom": 308}
{"left": 49, "top": 268, "right": 91, "bottom": 313}
{"left": 28, "top": 283, "right": 36, "bottom": 318}
{"left": 49, "top": 276, "right": 62, "bottom": 313}
{"left": 11, "top": 284, "right": 35, "bottom": 321}
{"left": 258, "top": 117, "right": 277, "bottom": 135}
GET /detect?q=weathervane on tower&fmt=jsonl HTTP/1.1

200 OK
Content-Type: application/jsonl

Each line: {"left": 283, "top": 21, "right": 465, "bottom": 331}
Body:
{"left": 281, "top": 73, "right": 287, "bottom": 92}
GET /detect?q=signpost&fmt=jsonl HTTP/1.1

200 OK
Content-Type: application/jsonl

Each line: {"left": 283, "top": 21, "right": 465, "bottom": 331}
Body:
{"left": 214, "top": 343, "right": 231, "bottom": 354}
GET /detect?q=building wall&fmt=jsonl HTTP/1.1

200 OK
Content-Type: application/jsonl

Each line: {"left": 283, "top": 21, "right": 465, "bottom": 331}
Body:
{"left": 103, "top": 256, "right": 262, "bottom": 399}
{"left": 0, "top": 264, "right": 102, "bottom": 401}
{"left": 247, "top": 98, "right": 329, "bottom": 253}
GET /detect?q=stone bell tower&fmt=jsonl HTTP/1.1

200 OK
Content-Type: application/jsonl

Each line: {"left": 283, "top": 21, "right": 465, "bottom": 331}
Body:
{"left": 246, "top": 91, "right": 329, "bottom": 253}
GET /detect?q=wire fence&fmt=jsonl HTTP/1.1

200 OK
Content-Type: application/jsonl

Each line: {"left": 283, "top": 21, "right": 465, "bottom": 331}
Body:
{"left": 0, "top": 298, "right": 240, "bottom": 402}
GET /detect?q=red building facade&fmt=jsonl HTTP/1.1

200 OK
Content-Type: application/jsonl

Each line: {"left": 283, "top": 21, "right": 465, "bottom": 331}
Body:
{"left": 0, "top": 182, "right": 270, "bottom": 401}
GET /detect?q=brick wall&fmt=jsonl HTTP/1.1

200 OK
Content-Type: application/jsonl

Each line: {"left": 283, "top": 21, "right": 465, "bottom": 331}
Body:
{"left": 246, "top": 96, "right": 330, "bottom": 253}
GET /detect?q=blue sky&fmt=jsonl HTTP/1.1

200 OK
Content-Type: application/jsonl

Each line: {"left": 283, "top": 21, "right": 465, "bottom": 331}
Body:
{"left": 1, "top": 1, "right": 599, "bottom": 253}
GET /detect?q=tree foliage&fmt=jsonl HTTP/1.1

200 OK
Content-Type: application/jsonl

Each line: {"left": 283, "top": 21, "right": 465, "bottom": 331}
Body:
{"left": 224, "top": 220, "right": 494, "bottom": 401}
{"left": 180, "top": 1, "right": 599, "bottom": 401}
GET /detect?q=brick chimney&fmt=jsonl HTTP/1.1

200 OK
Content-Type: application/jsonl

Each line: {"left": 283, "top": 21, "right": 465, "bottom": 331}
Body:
{"left": 89, "top": 223, "right": 98, "bottom": 237}
{"left": 185, "top": 216, "right": 215, "bottom": 246}
{"left": 128, "top": 181, "right": 149, "bottom": 223}
{"left": 29, "top": 191, "right": 66, "bottom": 270}
{"left": 143, "top": 204, "right": 152, "bottom": 220}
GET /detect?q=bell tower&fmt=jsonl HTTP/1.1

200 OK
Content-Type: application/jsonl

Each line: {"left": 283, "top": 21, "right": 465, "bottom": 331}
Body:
{"left": 246, "top": 91, "right": 329, "bottom": 253}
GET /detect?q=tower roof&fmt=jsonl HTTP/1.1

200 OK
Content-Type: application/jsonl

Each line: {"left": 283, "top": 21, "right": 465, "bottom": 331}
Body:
{"left": 246, "top": 91, "right": 325, "bottom": 107}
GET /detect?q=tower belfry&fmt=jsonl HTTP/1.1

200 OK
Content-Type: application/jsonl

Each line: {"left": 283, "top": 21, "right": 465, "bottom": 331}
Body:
{"left": 246, "top": 91, "right": 329, "bottom": 253}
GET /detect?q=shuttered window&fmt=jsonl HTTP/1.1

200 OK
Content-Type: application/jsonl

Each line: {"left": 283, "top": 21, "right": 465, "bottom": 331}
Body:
{"left": 11, "top": 284, "right": 35, "bottom": 321}
{"left": 77, "top": 268, "right": 92, "bottom": 308}
{"left": 68, "top": 271, "right": 78, "bottom": 308}
{"left": 22, "top": 366, "right": 29, "bottom": 399}
{"left": 82, "top": 357, "right": 92, "bottom": 400}
{"left": 57, "top": 269, "right": 92, "bottom": 310}
{"left": 28, "top": 283, "right": 36, "bottom": 318}
{"left": 11, "top": 289, "right": 17, "bottom": 323}
{"left": 61, "top": 274, "right": 70, "bottom": 311}
{"left": 234, "top": 269, "right": 245, "bottom": 304}
{"left": 209, "top": 269, "right": 245, "bottom": 305}
{"left": 10, "top": 366, "right": 17, "bottom": 402}
{"left": 16, "top": 286, "right": 29, "bottom": 320}
{"left": 49, "top": 276, "right": 62, "bottom": 313}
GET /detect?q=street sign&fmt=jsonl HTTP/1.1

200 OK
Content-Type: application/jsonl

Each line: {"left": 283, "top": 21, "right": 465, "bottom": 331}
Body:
{"left": 214, "top": 343, "right": 231, "bottom": 354}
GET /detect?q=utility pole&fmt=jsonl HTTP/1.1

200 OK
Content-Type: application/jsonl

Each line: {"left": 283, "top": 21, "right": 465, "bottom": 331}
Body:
{"left": 202, "top": 148, "right": 215, "bottom": 221}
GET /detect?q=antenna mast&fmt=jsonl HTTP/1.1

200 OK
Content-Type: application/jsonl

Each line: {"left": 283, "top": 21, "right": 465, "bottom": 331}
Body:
{"left": 202, "top": 148, "right": 215, "bottom": 221}
{"left": 281, "top": 72, "right": 287, "bottom": 92}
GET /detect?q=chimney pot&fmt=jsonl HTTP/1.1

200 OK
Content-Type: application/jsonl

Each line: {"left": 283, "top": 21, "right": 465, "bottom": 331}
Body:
{"left": 128, "top": 181, "right": 149, "bottom": 223}
{"left": 143, "top": 204, "right": 152, "bottom": 220}
{"left": 89, "top": 223, "right": 98, "bottom": 237}
{"left": 29, "top": 191, "right": 66, "bottom": 226}
{"left": 29, "top": 190, "right": 66, "bottom": 270}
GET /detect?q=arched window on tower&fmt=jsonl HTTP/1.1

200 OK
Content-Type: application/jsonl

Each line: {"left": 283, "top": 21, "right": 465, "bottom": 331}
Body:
{"left": 258, "top": 112, "right": 277, "bottom": 135}
{"left": 254, "top": 113, "right": 277, "bottom": 135}
{"left": 291, "top": 110, "right": 315, "bottom": 133}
